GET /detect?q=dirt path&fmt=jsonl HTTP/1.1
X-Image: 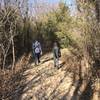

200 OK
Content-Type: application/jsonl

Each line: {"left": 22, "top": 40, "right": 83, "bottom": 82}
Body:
{"left": 3, "top": 49, "right": 99, "bottom": 100}
{"left": 17, "top": 49, "right": 81, "bottom": 100}
{"left": 16, "top": 48, "right": 100, "bottom": 100}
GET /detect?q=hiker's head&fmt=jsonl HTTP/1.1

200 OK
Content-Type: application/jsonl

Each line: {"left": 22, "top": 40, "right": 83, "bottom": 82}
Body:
{"left": 54, "top": 42, "right": 58, "bottom": 46}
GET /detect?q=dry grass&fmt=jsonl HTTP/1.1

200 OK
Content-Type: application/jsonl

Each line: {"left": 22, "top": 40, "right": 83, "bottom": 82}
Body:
{"left": 0, "top": 49, "right": 99, "bottom": 100}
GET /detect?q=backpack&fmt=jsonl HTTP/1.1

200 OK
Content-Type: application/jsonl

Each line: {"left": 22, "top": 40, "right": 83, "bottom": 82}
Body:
{"left": 32, "top": 43, "right": 35, "bottom": 50}
{"left": 35, "top": 46, "right": 40, "bottom": 53}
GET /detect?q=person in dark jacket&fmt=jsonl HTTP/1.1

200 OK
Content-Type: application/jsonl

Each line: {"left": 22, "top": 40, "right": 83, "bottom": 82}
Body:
{"left": 53, "top": 42, "right": 61, "bottom": 68}
{"left": 33, "top": 40, "right": 42, "bottom": 65}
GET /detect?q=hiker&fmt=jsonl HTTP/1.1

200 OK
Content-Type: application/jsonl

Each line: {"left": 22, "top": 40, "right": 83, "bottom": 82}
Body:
{"left": 53, "top": 42, "right": 61, "bottom": 68}
{"left": 33, "top": 40, "right": 42, "bottom": 65}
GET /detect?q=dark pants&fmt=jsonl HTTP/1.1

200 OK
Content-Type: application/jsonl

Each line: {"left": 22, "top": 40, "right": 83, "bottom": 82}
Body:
{"left": 35, "top": 53, "right": 40, "bottom": 65}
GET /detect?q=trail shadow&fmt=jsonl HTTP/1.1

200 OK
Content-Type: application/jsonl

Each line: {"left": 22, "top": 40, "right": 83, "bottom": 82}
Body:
{"left": 48, "top": 68, "right": 78, "bottom": 100}
{"left": 12, "top": 56, "right": 79, "bottom": 99}
{"left": 41, "top": 57, "right": 53, "bottom": 64}
{"left": 49, "top": 72, "right": 69, "bottom": 99}
{"left": 58, "top": 61, "right": 66, "bottom": 69}
{"left": 28, "top": 51, "right": 53, "bottom": 65}
{"left": 93, "top": 59, "right": 100, "bottom": 78}
{"left": 70, "top": 57, "right": 83, "bottom": 100}
{"left": 2, "top": 67, "right": 27, "bottom": 100}
{"left": 3, "top": 47, "right": 96, "bottom": 100}
{"left": 17, "top": 65, "right": 59, "bottom": 99}
{"left": 71, "top": 58, "right": 99, "bottom": 100}
{"left": 79, "top": 79, "right": 94, "bottom": 100}
{"left": 60, "top": 70, "right": 78, "bottom": 100}
{"left": 62, "top": 57, "right": 84, "bottom": 99}
{"left": 4, "top": 65, "right": 43, "bottom": 100}
{"left": 2, "top": 54, "right": 33, "bottom": 100}
{"left": 19, "top": 74, "right": 41, "bottom": 95}
{"left": 71, "top": 78, "right": 83, "bottom": 100}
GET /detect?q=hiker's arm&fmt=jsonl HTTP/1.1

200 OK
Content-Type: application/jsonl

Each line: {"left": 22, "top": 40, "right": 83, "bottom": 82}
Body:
{"left": 39, "top": 44, "right": 42, "bottom": 55}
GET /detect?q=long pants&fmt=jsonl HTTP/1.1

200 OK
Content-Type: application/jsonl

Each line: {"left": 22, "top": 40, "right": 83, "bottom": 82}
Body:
{"left": 54, "top": 57, "right": 59, "bottom": 67}
{"left": 35, "top": 53, "right": 40, "bottom": 65}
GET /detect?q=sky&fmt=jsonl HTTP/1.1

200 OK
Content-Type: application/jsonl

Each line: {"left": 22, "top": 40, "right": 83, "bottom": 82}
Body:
{"left": 29, "top": 0, "right": 77, "bottom": 15}
{"left": 65, "top": 0, "right": 77, "bottom": 15}
{"left": 29, "top": 0, "right": 76, "bottom": 6}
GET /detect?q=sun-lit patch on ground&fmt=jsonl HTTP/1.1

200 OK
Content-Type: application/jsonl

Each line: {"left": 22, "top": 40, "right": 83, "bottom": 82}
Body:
{"left": 20, "top": 49, "right": 80, "bottom": 100}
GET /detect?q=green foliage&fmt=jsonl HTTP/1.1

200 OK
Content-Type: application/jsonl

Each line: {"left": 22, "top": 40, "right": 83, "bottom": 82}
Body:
{"left": 53, "top": 3, "right": 74, "bottom": 47}
{"left": 76, "top": 1, "right": 100, "bottom": 61}
{"left": 29, "top": 2, "right": 74, "bottom": 49}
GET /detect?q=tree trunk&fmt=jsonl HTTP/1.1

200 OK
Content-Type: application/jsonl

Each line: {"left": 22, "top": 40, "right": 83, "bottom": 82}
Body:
{"left": 11, "top": 37, "right": 15, "bottom": 70}
{"left": 95, "top": 0, "right": 100, "bottom": 22}
{"left": 3, "top": 55, "right": 6, "bottom": 70}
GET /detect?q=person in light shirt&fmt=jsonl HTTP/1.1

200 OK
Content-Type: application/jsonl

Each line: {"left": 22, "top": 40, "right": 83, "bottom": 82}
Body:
{"left": 53, "top": 42, "right": 61, "bottom": 68}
